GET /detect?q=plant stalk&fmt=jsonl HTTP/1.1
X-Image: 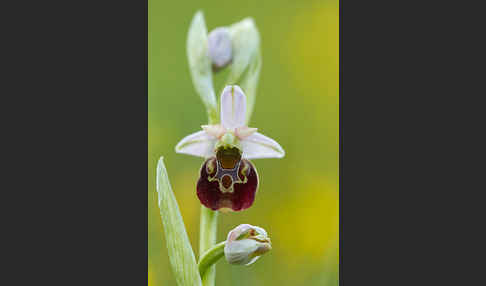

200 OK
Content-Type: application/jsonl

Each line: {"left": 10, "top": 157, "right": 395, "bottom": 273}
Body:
{"left": 199, "top": 83, "right": 219, "bottom": 286}
{"left": 198, "top": 241, "right": 226, "bottom": 278}
{"left": 199, "top": 206, "right": 219, "bottom": 286}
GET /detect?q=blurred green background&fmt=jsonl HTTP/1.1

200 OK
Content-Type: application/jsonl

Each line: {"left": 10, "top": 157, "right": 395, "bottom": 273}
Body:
{"left": 149, "top": 0, "right": 338, "bottom": 285}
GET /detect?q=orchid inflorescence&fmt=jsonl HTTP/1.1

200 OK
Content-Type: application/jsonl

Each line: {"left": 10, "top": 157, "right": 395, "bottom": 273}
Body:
{"left": 156, "top": 10, "right": 284, "bottom": 286}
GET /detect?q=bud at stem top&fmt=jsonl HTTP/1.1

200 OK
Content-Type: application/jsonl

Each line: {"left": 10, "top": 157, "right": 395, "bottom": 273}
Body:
{"left": 208, "top": 27, "right": 233, "bottom": 71}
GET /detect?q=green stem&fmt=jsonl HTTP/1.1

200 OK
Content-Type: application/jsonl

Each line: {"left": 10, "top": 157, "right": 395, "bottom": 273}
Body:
{"left": 199, "top": 206, "right": 219, "bottom": 286}
{"left": 198, "top": 241, "right": 226, "bottom": 278}
{"left": 207, "top": 106, "right": 218, "bottom": 126}
{"left": 199, "top": 89, "right": 219, "bottom": 286}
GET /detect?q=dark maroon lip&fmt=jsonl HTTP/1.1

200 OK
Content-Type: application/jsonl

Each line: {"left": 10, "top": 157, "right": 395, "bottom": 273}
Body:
{"left": 196, "top": 155, "right": 259, "bottom": 212}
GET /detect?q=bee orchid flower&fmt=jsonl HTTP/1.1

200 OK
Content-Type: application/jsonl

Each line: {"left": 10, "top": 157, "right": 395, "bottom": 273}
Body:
{"left": 175, "top": 85, "right": 284, "bottom": 211}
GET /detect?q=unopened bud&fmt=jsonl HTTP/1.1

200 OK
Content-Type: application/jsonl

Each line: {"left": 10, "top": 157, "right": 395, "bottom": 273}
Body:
{"left": 208, "top": 27, "right": 233, "bottom": 71}
{"left": 224, "top": 224, "right": 271, "bottom": 265}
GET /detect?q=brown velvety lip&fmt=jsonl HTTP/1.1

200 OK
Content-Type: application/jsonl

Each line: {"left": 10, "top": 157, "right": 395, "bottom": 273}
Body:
{"left": 197, "top": 156, "right": 259, "bottom": 211}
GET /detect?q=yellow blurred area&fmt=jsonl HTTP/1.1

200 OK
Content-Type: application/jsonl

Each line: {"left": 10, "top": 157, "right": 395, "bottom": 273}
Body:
{"left": 286, "top": 1, "right": 339, "bottom": 99}
{"left": 269, "top": 174, "right": 339, "bottom": 264}
{"left": 172, "top": 170, "right": 202, "bottom": 242}
{"left": 148, "top": 264, "right": 155, "bottom": 286}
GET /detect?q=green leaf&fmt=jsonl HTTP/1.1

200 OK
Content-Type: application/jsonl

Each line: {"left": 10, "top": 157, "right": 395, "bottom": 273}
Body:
{"left": 227, "top": 18, "right": 260, "bottom": 84}
{"left": 226, "top": 17, "right": 261, "bottom": 124}
{"left": 240, "top": 48, "right": 262, "bottom": 124}
{"left": 156, "top": 157, "right": 202, "bottom": 286}
{"left": 186, "top": 11, "right": 218, "bottom": 123}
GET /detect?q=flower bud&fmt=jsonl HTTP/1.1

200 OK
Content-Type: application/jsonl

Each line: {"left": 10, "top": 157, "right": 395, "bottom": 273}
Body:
{"left": 224, "top": 224, "right": 271, "bottom": 265}
{"left": 207, "top": 27, "right": 233, "bottom": 71}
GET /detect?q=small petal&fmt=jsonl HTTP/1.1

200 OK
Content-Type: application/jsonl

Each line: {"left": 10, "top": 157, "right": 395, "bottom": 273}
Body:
{"left": 240, "top": 132, "right": 285, "bottom": 159}
{"left": 221, "top": 85, "right": 246, "bottom": 130}
{"left": 235, "top": 126, "right": 258, "bottom": 140}
{"left": 175, "top": 130, "right": 216, "bottom": 158}
{"left": 201, "top": 124, "right": 225, "bottom": 138}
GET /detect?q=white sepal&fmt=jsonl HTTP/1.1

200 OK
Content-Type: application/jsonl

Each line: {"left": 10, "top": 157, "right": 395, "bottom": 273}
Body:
{"left": 175, "top": 130, "right": 216, "bottom": 158}
{"left": 240, "top": 132, "right": 285, "bottom": 159}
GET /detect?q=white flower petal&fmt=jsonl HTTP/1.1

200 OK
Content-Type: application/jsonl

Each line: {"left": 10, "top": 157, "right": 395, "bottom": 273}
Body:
{"left": 221, "top": 85, "right": 246, "bottom": 130}
{"left": 175, "top": 130, "right": 216, "bottom": 158}
{"left": 241, "top": 132, "right": 285, "bottom": 159}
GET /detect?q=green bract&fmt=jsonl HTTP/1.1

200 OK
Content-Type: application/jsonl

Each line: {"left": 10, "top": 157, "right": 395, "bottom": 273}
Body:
{"left": 156, "top": 157, "right": 202, "bottom": 286}
{"left": 187, "top": 11, "right": 218, "bottom": 123}
{"left": 227, "top": 18, "right": 261, "bottom": 123}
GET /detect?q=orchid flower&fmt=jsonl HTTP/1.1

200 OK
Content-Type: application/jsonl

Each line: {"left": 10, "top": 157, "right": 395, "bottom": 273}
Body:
{"left": 175, "top": 85, "right": 284, "bottom": 211}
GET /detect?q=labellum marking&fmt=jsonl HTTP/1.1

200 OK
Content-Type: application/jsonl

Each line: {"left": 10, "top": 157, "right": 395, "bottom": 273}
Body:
{"left": 208, "top": 156, "right": 247, "bottom": 193}
{"left": 205, "top": 146, "right": 248, "bottom": 193}
{"left": 196, "top": 147, "right": 258, "bottom": 212}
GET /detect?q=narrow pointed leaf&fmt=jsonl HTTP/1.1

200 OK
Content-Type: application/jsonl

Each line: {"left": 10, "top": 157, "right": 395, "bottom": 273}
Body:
{"left": 227, "top": 18, "right": 260, "bottom": 84}
{"left": 240, "top": 49, "right": 261, "bottom": 124}
{"left": 156, "top": 157, "right": 202, "bottom": 286}
{"left": 187, "top": 11, "right": 218, "bottom": 123}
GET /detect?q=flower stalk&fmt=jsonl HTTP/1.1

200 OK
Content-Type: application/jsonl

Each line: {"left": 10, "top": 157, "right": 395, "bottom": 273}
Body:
{"left": 198, "top": 241, "right": 226, "bottom": 278}
{"left": 199, "top": 80, "right": 219, "bottom": 286}
{"left": 199, "top": 207, "right": 218, "bottom": 286}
